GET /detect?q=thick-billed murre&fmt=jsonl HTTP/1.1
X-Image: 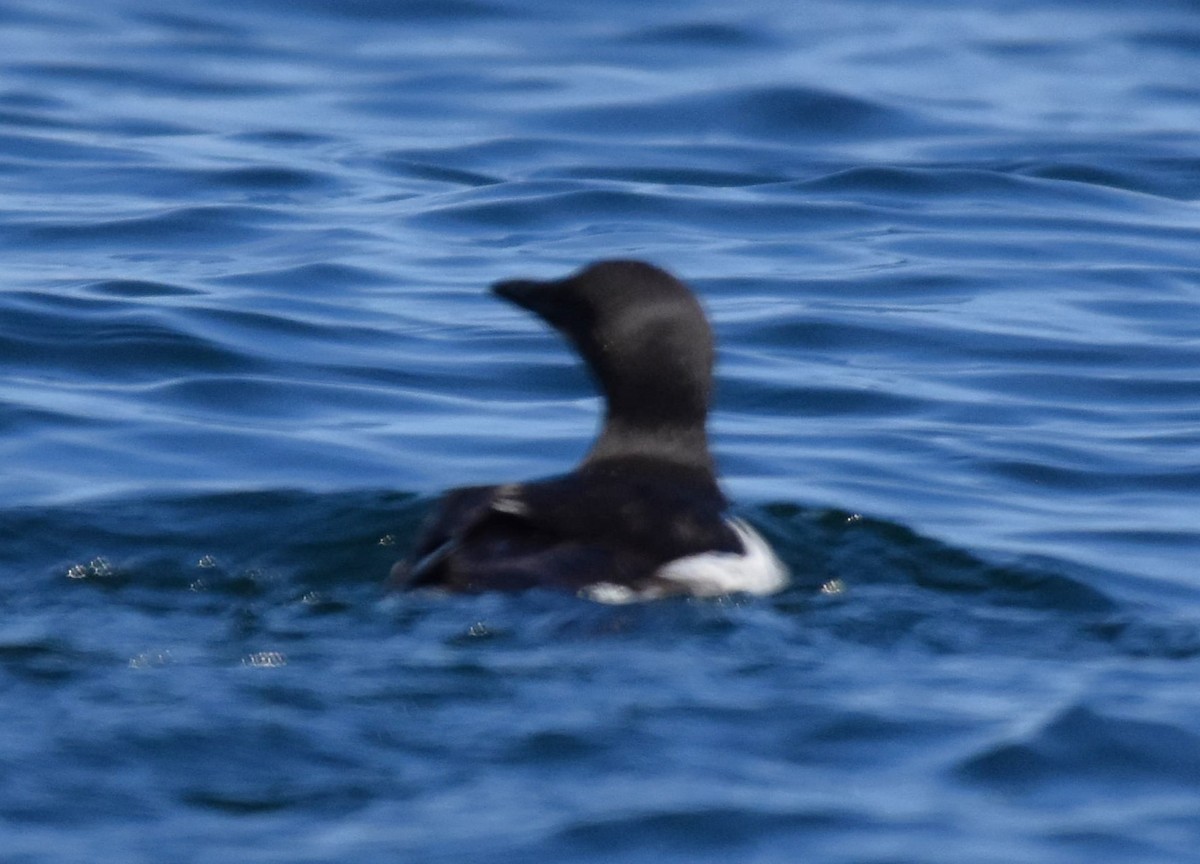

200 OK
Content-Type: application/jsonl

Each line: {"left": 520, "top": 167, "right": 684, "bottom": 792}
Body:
{"left": 390, "top": 260, "right": 788, "bottom": 600}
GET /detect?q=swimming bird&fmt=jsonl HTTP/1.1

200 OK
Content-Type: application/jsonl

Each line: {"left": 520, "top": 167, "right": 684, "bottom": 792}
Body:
{"left": 390, "top": 260, "right": 787, "bottom": 600}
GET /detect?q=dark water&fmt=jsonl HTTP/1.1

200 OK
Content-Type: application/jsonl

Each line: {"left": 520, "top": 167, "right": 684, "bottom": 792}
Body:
{"left": 3, "top": 0, "right": 1200, "bottom": 860}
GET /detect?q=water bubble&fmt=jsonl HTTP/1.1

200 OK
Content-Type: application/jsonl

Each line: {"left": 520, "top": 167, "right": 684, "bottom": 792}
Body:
{"left": 66, "top": 557, "right": 114, "bottom": 580}
{"left": 820, "top": 578, "right": 846, "bottom": 595}
{"left": 128, "top": 650, "right": 172, "bottom": 669}
{"left": 243, "top": 651, "right": 287, "bottom": 668}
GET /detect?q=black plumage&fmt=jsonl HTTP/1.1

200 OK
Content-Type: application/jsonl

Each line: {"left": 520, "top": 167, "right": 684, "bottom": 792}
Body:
{"left": 390, "top": 260, "right": 753, "bottom": 596}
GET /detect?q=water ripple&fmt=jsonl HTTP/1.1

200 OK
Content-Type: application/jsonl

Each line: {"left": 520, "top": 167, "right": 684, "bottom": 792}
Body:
{"left": 536, "top": 85, "right": 933, "bottom": 143}
{"left": 960, "top": 703, "right": 1200, "bottom": 792}
{"left": 4, "top": 0, "right": 1200, "bottom": 859}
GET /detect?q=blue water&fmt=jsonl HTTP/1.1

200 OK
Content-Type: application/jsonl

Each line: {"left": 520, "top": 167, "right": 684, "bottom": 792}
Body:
{"left": 3, "top": 0, "right": 1200, "bottom": 860}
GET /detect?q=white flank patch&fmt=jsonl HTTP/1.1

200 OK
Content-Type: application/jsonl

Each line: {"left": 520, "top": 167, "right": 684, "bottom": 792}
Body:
{"left": 655, "top": 518, "right": 789, "bottom": 597}
{"left": 583, "top": 582, "right": 642, "bottom": 604}
{"left": 582, "top": 518, "right": 789, "bottom": 603}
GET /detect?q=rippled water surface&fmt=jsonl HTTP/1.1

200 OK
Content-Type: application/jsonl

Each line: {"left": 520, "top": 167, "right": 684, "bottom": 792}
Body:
{"left": 3, "top": 1, "right": 1200, "bottom": 861}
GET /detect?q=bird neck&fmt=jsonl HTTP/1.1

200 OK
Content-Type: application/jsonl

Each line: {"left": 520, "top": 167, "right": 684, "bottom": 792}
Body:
{"left": 584, "top": 412, "right": 715, "bottom": 475}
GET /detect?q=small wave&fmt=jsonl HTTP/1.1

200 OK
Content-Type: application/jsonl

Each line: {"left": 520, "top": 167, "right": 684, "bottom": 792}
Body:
{"left": 532, "top": 84, "right": 932, "bottom": 143}
{"left": 4, "top": 204, "right": 286, "bottom": 249}
{"left": 0, "top": 302, "right": 263, "bottom": 379}
{"left": 0, "top": 129, "right": 141, "bottom": 164}
{"left": 759, "top": 505, "right": 1116, "bottom": 613}
{"left": 196, "top": 165, "right": 334, "bottom": 193}
{"left": 283, "top": 0, "right": 508, "bottom": 21}
{"left": 215, "top": 261, "right": 393, "bottom": 292}
{"left": 556, "top": 805, "right": 852, "bottom": 854}
{"left": 619, "top": 21, "right": 778, "bottom": 50}
{"left": 959, "top": 702, "right": 1200, "bottom": 792}
{"left": 377, "top": 156, "right": 502, "bottom": 189}
{"left": 9, "top": 61, "right": 296, "bottom": 98}
{"left": 414, "top": 183, "right": 870, "bottom": 234}
{"left": 0, "top": 633, "right": 89, "bottom": 684}
{"left": 543, "top": 165, "right": 784, "bottom": 188}
{"left": 87, "top": 279, "right": 203, "bottom": 298}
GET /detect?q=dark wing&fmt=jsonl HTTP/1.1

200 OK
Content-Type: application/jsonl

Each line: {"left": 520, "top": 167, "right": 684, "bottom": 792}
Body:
{"left": 390, "top": 462, "right": 739, "bottom": 595}
{"left": 390, "top": 483, "right": 653, "bottom": 593}
{"left": 388, "top": 485, "right": 496, "bottom": 590}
